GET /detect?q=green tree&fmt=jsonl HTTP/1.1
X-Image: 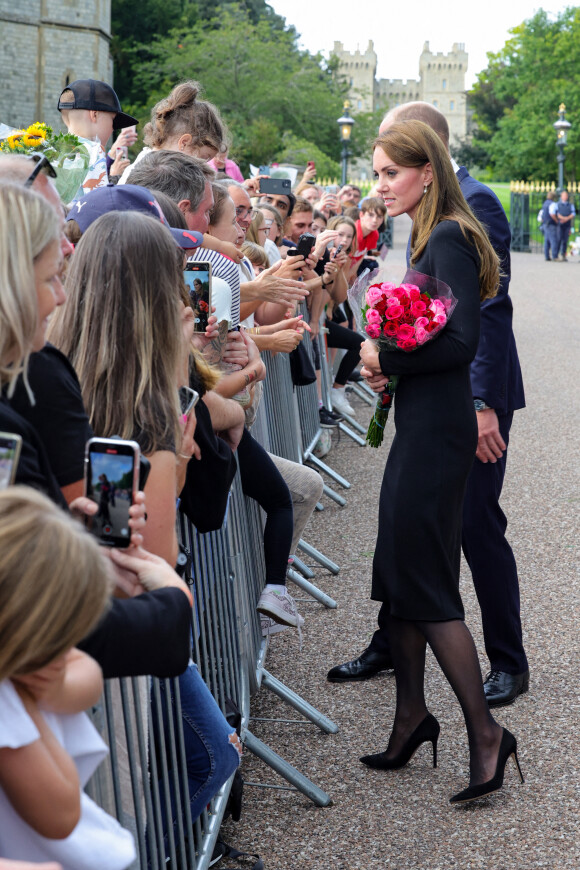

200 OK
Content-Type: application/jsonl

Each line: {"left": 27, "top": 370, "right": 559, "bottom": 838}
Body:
{"left": 120, "top": 4, "right": 347, "bottom": 173}
{"left": 468, "top": 7, "right": 580, "bottom": 181}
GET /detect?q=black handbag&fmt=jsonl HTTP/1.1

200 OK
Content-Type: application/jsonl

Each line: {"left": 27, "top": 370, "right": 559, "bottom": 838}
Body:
{"left": 178, "top": 399, "right": 236, "bottom": 533}
{"left": 288, "top": 340, "right": 316, "bottom": 387}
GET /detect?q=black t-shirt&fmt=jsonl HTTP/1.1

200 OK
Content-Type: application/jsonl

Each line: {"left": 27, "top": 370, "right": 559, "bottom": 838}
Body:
{"left": 10, "top": 344, "right": 93, "bottom": 487}
{"left": 0, "top": 398, "right": 67, "bottom": 508}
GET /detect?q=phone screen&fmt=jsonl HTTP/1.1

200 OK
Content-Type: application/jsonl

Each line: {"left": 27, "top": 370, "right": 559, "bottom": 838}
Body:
{"left": 84, "top": 438, "right": 139, "bottom": 547}
{"left": 0, "top": 433, "right": 22, "bottom": 490}
{"left": 184, "top": 262, "right": 212, "bottom": 332}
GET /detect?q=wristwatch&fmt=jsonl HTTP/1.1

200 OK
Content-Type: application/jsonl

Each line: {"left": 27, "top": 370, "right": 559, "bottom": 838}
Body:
{"left": 473, "top": 398, "right": 491, "bottom": 412}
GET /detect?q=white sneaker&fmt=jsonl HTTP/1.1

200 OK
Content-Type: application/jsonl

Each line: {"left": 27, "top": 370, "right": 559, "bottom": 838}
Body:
{"left": 261, "top": 614, "right": 301, "bottom": 636}
{"left": 331, "top": 388, "right": 355, "bottom": 416}
{"left": 257, "top": 587, "right": 303, "bottom": 627}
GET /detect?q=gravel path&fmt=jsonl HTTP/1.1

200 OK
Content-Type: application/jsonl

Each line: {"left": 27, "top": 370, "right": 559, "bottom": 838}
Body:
{"left": 222, "top": 217, "right": 580, "bottom": 869}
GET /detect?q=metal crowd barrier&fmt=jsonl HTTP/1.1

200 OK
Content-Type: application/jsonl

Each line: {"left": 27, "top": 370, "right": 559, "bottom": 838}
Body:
{"left": 88, "top": 470, "right": 337, "bottom": 870}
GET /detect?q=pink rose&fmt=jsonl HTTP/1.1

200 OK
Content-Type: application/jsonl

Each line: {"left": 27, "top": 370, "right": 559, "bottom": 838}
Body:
{"left": 385, "top": 304, "right": 404, "bottom": 319}
{"left": 416, "top": 327, "right": 428, "bottom": 344}
{"left": 380, "top": 282, "right": 398, "bottom": 296}
{"left": 366, "top": 308, "right": 381, "bottom": 325}
{"left": 395, "top": 323, "right": 415, "bottom": 341}
{"left": 399, "top": 283, "right": 421, "bottom": 301}
{"left": 414, "top": 316, "right": 429, "bottom": 329}
{"left": 429, "top": 299, "right": 445, "bottom": 315}
{"left": 365, "top": 323, "right": 380, "bottom": 339}
{"left": 410, "top": 300, "right": 427, "bottom": 317}
{"left": 432, "top": 313, "right": 447, "bottom": 325}
{"left": 366, "top": 286, "right": 384, "bottom": 306}
{"left": 397, "top": 337, "right": 418, "bottom": 350}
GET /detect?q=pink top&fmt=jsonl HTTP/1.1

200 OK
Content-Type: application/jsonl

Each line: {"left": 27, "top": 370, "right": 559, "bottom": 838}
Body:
{"left": 208, "top": 157, "right": 244, "bottom": 183}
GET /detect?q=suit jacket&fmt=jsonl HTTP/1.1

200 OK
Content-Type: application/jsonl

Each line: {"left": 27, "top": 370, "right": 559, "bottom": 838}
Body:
{"left": 457, "top": 166, "right": 525, "bottom": 414}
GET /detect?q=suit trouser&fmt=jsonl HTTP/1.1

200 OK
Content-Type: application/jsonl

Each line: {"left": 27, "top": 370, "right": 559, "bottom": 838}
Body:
{"left": 368, "top": 412, "right": 528, "bottom": 675}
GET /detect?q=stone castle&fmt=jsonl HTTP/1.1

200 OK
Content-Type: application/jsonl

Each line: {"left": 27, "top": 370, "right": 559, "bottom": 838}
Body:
{"left": 0, "top": 1, "right": 112, "bottom": 133}
{"left": 333, "top": 40, "right": 468, "bottom": 145}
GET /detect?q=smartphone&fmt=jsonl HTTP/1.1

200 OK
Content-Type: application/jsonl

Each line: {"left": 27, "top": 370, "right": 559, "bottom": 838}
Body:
{"left": 259, "top": 177, "right": 292, "bottom": 196}
{"left": 307, "top": 161, "right": 316, "bottom": 171}
{"left": 0, "top": 432, "right": 22, "bottom": 489}
{"left": 184, "top": 262, "right": 212, "bottom": 332}
{"left": 332, "top": 243, "right": 344, "bottom": 259}
{"left": 116, "top": 145, "right": 129, "bottom": 159}
{"left": 179, "top": 386, "right": 200, "bottom": 416}
{"left": 84, "top": 437, "right": 140, "bottom": 547}
{"left": 287, "top": 232, "right": 316, "bottom": 259}
{"left": 325, "top": 185, "right": 339, "bottom": 195}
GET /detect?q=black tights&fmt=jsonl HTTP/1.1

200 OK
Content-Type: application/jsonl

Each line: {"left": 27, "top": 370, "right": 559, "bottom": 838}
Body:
{"left": 237, "top": 428, "right": 293, "bottom": 586}
{"left": 387, "top": 615, "right": 502, "bottom": 786}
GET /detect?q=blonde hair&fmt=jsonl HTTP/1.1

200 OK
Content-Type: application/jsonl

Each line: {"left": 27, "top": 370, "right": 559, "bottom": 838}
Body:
{"left": 0, "top": 183, "right": 59, "bottom": 396}
{"left": 241, "top": 241, "right": 269, "bottom": 270}
{"left": 48, "top": 212, "right": 184, "bottom": 455}
{"left": 245, "top": 208, "right": 265, "bottom": 245}
{"left": 374, "top": 121, "right": 499, "bottom": 300}
{"left": 144, "top": 81, "right": 226, "bottom": 154}
{"left": 327, "top": 215, "right": 357, "bottom": 255}
{"left": 0, "top": 487, "right": 111, "bottom": 680}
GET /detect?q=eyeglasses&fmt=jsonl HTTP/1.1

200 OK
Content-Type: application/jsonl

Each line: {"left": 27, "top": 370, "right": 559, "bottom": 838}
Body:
{"left": 235, "top": 206, "right": 258, "bottom": 221}
{"left": 24, "top": 153, "right": 57, "bottom": 188}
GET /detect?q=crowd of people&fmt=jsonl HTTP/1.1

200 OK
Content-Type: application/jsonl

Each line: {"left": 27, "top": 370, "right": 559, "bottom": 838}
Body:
{"left": 0, "top": 71, "right": 531, "bottom": 869}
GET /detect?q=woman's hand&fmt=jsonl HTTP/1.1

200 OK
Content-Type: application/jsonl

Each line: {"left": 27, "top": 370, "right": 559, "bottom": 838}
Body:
{"left": 108, "top": 546, "right": 192, "bottom": 602}
{"left": 109, "top": 151, "right": 130, "bottom": 178}
{"left": 222, "top": 330, "right": 250, "bottom": 367}
{"left": 360, "top": 339, "right": 381, "bottom": 374}
{"left": 313, "top": 229, "right": 339, "bottom": 259}
{"left": 331, "top": 248, "right": 349, "bottom": 270}
{"left": 178, "top": 407, "right": 201, "bottom": 463}
{"left": 240, "top": 329, "right": 266, "bottom": 382}
{"left": 108, "top": 127, "right": 138, "bottom": 160}
{"left": 361, "top": 366, "right": 390, "bottom": 392}
{"left": 270, "top": 329, "right": 303, "bottom": 355}
{"left": 190, "top": 312, "right": 219, "bottom": 351}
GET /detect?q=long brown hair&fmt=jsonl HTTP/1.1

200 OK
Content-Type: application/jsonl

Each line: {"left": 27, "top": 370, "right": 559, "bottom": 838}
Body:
{"left": 48, "top": 212, "right": 183, "bottom": 455}
{"left": 374, "top": 121, "right": 499, "bottom": 300}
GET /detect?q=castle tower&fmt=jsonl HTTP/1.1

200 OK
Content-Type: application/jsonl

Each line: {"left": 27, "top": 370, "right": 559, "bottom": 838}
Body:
{"left": 0, "top": 0, "right": 113, "bottom": 132}
{"left": 419, "top": 41, "right": 468, "bottom": 145}
{"left": 332, "top": 40, "right": 377, "bottom": 113}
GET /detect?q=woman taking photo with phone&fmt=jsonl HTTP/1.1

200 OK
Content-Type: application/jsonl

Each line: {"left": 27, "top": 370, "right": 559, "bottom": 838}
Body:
{"left": 358, "top": 121, "right": 523, "bottom": 804}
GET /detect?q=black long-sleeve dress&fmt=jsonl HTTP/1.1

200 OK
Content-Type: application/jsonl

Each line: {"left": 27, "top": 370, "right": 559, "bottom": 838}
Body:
{"left": 371, "top": 220, "right": 481, "bottom": 621}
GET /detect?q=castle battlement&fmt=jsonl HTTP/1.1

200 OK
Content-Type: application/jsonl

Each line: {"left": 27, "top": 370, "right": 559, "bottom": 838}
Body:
{"left": 333, "top": 39, "right": 468, "bottom": 146}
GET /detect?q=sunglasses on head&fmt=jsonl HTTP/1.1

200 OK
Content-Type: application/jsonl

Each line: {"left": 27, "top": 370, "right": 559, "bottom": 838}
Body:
{"left": 24, "top": 153, "right": 57, "bottom": 188}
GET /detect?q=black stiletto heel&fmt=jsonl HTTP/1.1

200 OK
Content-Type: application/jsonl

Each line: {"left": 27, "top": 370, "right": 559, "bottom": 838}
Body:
{"left": 449, "top": 728, "right": 524, "bottom": 804}
{"left": 360, "top": 713, "right": 440, "bottom": 770}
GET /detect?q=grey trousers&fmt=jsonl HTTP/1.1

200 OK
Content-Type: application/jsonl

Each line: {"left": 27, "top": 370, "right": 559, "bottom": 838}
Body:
{"left": 268, "top": 454, "right": 324, "bottom": 557}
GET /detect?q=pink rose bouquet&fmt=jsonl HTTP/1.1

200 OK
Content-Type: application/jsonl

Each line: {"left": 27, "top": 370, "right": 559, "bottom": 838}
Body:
{"left": 348, "top": 268, "right": 457, "bottom": 447}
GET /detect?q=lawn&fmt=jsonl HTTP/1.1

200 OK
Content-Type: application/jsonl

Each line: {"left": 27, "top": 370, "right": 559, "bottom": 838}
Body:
{"left": 483, "top": 182, "right": 511, "bottom": 220}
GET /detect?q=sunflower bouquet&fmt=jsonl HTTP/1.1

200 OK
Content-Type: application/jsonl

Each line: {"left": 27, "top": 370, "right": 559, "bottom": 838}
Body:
{"left": 0, "top": 122, "right": 90, "bottom": 203}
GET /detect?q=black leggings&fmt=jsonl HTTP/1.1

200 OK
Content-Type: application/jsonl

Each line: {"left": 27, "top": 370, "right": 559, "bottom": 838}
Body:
{"left": 237, "top": 428, "right": 293, "bottom": 586}
{"left": 324, "top": 318, "right": 363, "bottom": 386}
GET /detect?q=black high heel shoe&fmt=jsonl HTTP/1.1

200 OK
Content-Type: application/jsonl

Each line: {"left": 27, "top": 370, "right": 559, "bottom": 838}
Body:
{"left": 449, "top": 727, "right": 524, "bottom": 804}
{"left": 360, "top": 713, "right": 440, "bottom": 770}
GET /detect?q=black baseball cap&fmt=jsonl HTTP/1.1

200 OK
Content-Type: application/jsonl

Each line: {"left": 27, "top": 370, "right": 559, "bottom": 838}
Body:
{"left": 67, "top": 184, "right": 203, "bottom": 250}
{"left": 57, "top": 79, "right": 138, "bottom": 130}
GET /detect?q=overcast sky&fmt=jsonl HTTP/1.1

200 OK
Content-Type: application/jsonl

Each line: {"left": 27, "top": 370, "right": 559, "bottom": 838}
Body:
{"left": 268, "top": 0, "right": 571, "bottom": 89}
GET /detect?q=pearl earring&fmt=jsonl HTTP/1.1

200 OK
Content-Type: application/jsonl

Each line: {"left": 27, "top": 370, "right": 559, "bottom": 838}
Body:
{"left": 423, "top": 185, "right": 429, "bottom": 195}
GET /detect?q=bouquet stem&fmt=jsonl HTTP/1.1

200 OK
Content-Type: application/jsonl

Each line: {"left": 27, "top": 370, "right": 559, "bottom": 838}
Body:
{"left": 366, "top": 376, "right": 399, "bottom": 448}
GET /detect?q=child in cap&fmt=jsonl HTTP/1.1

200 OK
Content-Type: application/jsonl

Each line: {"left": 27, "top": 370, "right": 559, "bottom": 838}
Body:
{"left": 57, "top": 79, "right": 138, "bottom": 202}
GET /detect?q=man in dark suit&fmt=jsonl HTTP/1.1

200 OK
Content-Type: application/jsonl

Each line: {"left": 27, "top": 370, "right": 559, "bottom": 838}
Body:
{"left": 328, "top": 102, "right": 529, "bottom": 706}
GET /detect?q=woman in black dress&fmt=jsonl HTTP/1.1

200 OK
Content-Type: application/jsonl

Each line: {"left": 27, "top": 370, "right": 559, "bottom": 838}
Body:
{"left": 359, "top": 121, "right": 524, "bottom": 804}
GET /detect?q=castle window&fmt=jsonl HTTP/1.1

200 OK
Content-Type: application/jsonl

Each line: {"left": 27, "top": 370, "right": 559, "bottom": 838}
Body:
{"left": 358, "top": 100, "right": 362, "bottom": 109}
{"left": 442, "top": 79, "right": 447, "bottom": 89}
{"left": 450, "top": 100, "right": 455, "bottom": 111}
{"left": 458, "top": 64, "right": 462, "bottom": 69}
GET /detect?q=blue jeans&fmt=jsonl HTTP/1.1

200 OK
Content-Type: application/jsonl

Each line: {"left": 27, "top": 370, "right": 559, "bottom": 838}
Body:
{"left": 151, "top": 662, "right": 240, "bottom": 855}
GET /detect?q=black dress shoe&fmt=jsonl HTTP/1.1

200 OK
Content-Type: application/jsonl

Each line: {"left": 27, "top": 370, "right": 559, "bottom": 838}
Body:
{"left": 483, "top": 669, "right": 529, "bottom": 707}
{"left": 327, "top": 648, "right": 393, "bottom": 682}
